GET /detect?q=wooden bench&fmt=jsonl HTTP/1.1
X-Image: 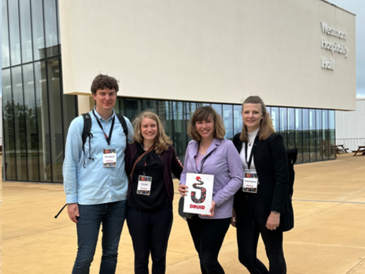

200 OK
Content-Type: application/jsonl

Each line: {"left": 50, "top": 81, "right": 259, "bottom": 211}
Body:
{"left": 352, "top": 146, "right": 365, "bottom": 156}
{"left": 332, "top": 144, "right": 349, "bottom": 154}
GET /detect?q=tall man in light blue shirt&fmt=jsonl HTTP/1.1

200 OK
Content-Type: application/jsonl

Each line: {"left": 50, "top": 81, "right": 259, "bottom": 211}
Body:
{"left": 63, "top": 74, "right": 134, "bottom": 274}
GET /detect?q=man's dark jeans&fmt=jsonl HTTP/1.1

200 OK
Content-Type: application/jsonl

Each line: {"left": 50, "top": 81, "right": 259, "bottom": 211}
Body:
{"left": 72, "top": 200, "right": 127, "bottom": 274}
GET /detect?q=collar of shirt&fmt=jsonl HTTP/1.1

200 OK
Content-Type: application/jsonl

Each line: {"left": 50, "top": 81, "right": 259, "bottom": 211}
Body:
{"left": 93, "top": 106, "right": 116, "bottom": 122}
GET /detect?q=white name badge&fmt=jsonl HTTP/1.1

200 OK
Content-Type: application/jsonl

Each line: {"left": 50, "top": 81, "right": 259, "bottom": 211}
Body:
{"left": 137, "top": 175, "right": 152, "bottom": 196}
{"left": 242, "top": 169, "right": 258, "bottom": 193}
{"left": 103, "top": 149, "right": 117, "bottom": 167}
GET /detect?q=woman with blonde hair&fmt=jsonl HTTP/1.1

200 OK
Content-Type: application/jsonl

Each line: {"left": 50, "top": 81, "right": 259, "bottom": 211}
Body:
{"left": 178, "top": 106, "right": 243, "bottom": 274}
{"left": 125, "top": 111, "right": 183, "bottom": 274}
{"left": 232, "top": 96, "right": 294, "bottom": 274}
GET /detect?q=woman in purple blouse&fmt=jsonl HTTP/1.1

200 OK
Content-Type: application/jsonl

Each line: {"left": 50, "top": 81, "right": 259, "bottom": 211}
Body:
{"left": 178, "top": 106, "right": 244, "bottom": 274}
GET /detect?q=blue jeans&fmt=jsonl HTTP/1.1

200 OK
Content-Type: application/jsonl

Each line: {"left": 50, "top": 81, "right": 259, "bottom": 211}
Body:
{"left": 72, "top": 200, "right": 127, "bottom": 274}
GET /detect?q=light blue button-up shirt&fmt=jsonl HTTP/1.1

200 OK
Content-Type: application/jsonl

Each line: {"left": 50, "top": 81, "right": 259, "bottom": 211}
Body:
{"left": 63, "top": 108, "right": 134, "bottom": 205}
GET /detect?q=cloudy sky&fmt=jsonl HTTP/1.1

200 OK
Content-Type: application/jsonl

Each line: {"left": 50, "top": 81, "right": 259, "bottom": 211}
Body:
{"left": 327, "top": 0, "right": 365, "bottom": 98}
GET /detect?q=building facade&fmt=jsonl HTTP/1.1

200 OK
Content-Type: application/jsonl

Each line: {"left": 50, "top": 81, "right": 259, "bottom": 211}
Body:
{"left": 336, "top": 98, "right": 365, "bottom": 151}
{"left": 2, "top": 0, "right": 356, "bottom": 183}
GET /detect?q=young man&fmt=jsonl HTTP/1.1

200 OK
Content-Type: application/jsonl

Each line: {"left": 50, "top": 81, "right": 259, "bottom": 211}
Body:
{"left": 63, "top": 74, "right": 134, "bottom": 274}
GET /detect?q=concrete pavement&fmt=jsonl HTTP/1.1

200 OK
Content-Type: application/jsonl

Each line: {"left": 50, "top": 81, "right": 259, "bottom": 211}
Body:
{"left": 2, "top": 153, "right": 365, "bottom": 273}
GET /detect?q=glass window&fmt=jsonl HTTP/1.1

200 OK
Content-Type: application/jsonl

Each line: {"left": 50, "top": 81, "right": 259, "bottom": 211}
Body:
{"left": 322, "top": 110, "right": 329, "bottom": 160}
{"left": 23, "top": 63, "right": 40, "bottom": 181}
{"left": 223, "top": 105, "right": 233, "bottom": 139}
{"left": 316, "top": 109, "right": 323, "bottom": 161}
{"left": 2, "top": 68, "right": 16, "bottom": 180}
{"left": 279, "top": 108, "right": 288, "bottom": 147}
{"left": 295, "top": 108, "right": 303, "bottom": 163}
{"left": 12, "top": 66, "right": 28, "bottom": 180}
{"left": 142, "top": 99, "right": 157, "bottom": 113}
{"left": 302, "top": 109, "right": 310, "bottom": 163}
{"left": 9, "top": 0, "right": 22, "bottom": 65}
{"left": 271, "top": 107, "right": 279, "bottom": 132}
{"left": 211, "top": 104, "right": 222, "bottom": 117}
{"left": 329, "top": 110, "right": 336, "bottom": 159}
{"left": 287, "top": 108, "right": 295, "bottom": 149}
{"left": 309, "top": 109, "right": 316, "bottom": 162}
{"left": 172, "top": 102, "right": 185, "bottom": 156}
{"left": 63, "top": 94, "right": 77, "bottom": 144}
{"left": 34, "top": 61, "right": 51, "bottom": 181}
{"left": 44, "top": 0, "right": 59, "bottom": 57}
{"left": 233, "top": 105, "right": 242, "bottom": 135}
{"left": 47, "top": 58, "right": 64, "bottom": 182}
{"left": 125, "top": 99, "right": 141, "bottom": 121}
{"left": 2, "top": 0, "right": 10, "bottom": 67}
{"left": 31, "top": 0, "right": 45, "bottom": 60}
{"left": 20, "top": 0, "right": 33, "bottom": 63}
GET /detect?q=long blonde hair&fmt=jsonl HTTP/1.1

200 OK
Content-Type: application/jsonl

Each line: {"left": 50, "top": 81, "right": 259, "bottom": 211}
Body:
{"left": 132, "top": 111, "right": 172, "bottom": 154}
{"left": 240, "top": 96, "right": 275, "bottom": 142}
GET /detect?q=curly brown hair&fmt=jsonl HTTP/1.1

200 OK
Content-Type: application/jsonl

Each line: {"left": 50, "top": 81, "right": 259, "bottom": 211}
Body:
{"left": 239, "top": 96, "right": 275, "bottom": 142}
{"left": 90, "top": 74, "right": 119, "bottom": 95}
{"left": 187, "top": 106, "right": 225, "bottom": 141}
{"left": 132, "top": 111, "right": 172, "bottom": 154}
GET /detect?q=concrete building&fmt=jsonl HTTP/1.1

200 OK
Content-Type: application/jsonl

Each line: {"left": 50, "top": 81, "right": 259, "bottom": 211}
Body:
{"left": 2, "top": 0, "right": 357, "bottom": 182}
{"left": 336, "top": 98, "right": 365, "bottom": 151}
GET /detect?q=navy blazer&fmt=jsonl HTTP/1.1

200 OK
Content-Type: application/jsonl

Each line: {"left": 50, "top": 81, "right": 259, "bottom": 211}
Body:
{"left": 233, "top": 132, "right": 294, "bottom": 231}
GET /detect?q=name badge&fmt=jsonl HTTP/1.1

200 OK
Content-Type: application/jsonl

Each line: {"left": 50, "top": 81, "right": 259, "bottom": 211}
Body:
{"left": 137, "top": 175, "right": 152, "bottom": 196}
{"left": 103, "top": 149, "right": 117, "bottom": 167}
{"left": 242, "top": 169, "right": 258, "bottom": 193}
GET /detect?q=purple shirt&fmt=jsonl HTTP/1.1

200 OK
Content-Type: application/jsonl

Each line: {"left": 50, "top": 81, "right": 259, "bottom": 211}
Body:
{"left": 180, "top": 138, "right": 244, "bottom": 219}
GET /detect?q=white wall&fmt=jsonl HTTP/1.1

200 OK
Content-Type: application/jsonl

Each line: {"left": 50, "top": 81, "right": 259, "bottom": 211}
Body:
{"left": 59, "top": 0, "right": 356, "bottom": 110}
{"left": 336, "top": 98, "right": 365, "bottom": 151}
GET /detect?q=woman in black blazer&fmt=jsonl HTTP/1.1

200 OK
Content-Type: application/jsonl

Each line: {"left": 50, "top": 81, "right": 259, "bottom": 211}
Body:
{"left": 232, "top": 96, "right": 294, "bottom": 274}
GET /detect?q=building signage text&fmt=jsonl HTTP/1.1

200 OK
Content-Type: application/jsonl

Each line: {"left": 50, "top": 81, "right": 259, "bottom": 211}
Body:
{"left": 320, "top": 22, "right": 349, "bottom": 71}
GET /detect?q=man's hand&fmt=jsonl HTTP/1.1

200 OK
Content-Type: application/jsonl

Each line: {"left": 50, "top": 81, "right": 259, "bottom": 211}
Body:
{"left": 67, "top": 203, "right": 79, "bottom": 223}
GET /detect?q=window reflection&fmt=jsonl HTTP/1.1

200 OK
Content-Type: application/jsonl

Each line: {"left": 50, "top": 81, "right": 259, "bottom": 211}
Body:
{"left": 2, "top": 0, "right": 10, "bottom": 67}
{"left": 34, "top": 61, "right": 51, "bottom": 181}
{"left": 44, "top": 0, "right": 59, "bottom": 57}
{"left": 2, "top": 68, "right": 16, "bottom": 180}
{"left": 302, "top": 109, "right": 310, "bottom": 163}
{"left": 20, "top": 0, "right": 33, "bottom": 63}
{"left": 9, "top": 0, "right": 21, "bottom": 65}
{"left": 223, "top": 105, "right": 233, "bottom": 139}
{"left": 31, "top": 0, "right": 46, "bottom": 60}
{"left": 23, "top": 63, "right": 39, "bottom": 181}
{"left": 309, "top": 109, "right": 316, "bottom": 162}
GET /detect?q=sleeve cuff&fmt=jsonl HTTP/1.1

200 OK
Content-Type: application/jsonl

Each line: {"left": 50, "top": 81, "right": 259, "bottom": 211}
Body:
{"left": 66, "top": 194, "right": 78, "bottom": 204}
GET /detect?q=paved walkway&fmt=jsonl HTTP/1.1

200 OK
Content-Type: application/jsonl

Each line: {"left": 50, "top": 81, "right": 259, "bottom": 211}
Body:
{"left": 2, "top": 153, "right": 365, "bottom": 273}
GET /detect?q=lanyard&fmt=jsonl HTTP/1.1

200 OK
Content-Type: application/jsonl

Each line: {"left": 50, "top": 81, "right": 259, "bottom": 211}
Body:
{"left": 244, "top": 133, "right": 259, "bottom": 169}
{"left": 92, "top": 110, "right": 115, "bottom": 146}
{"left": 198, "top": 147, "right": 215, "bottom": 174}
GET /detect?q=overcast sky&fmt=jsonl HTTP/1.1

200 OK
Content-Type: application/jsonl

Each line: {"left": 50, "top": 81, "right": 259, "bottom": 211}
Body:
{"left": 327, "top": 0, "right": 365, "bottom": 98}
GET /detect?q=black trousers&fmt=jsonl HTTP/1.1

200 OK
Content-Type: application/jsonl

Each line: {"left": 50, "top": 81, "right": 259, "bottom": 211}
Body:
{"left": 127, "top": 207, "right": 173, "bottom": 274}
{"left": 236, "top": 194, "right": 286, "bottom": 274}
{"left": 187, "top": 215, "right": 231, "bottom": 274}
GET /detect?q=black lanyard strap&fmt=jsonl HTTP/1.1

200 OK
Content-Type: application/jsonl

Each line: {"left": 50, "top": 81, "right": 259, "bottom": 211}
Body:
{"left": 93, "top": 110, "right": 115, "bottom": 146}
{"left": 245, "top": 133, "right": 259, "bottom": 169}
{"left": 198, "top": 147, "right": 215, "bottom": 174}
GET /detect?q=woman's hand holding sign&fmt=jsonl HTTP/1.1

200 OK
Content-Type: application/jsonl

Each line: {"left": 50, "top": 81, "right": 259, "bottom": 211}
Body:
{"left": 178, "top": 184, "right": 188, "bottom": 196}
